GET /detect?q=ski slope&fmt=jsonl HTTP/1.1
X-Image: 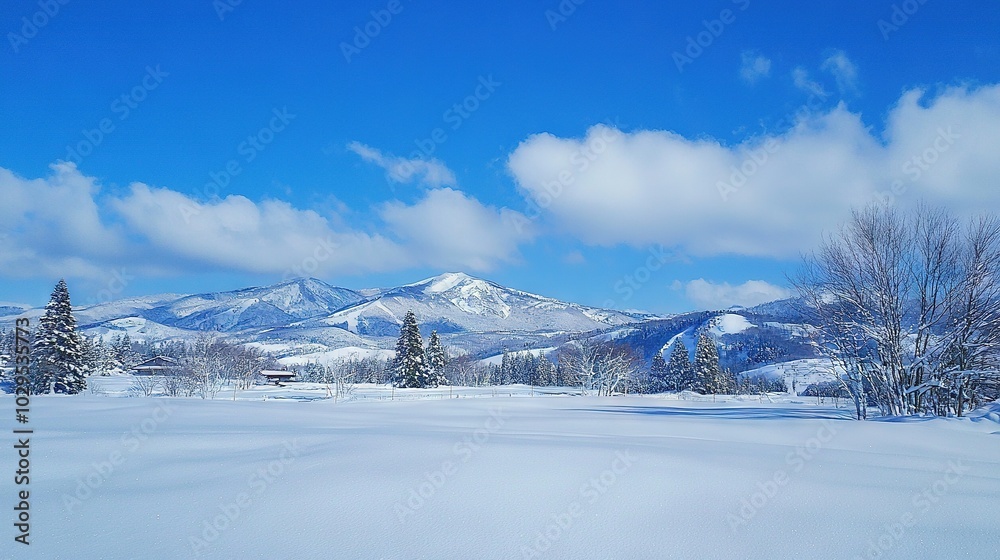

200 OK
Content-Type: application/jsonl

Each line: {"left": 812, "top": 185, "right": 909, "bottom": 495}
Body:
{"left": 3, "top": 393, "right": 998, "bottom": 559}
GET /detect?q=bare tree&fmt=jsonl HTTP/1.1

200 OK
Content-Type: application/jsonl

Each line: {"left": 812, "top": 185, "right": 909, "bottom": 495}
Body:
{"left": 129, "top": 374, "right": 160, "bottom": 397}
{"left": 797, "top": 204, "right": 1000, "bottom": 418}
{"left": 560, "top": 340, "right": 641, "bottom": 396}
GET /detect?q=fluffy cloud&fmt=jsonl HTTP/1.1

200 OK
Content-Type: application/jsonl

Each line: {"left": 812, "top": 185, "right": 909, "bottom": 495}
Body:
{"left": 685, "top": 279, "right": 791, "bottom": 310}
{"left": 348, "top": 141, "right": 457, "bottom": 187}
{"left": 821, "top": 50, "right": 859, "bottom": 94}
{"left": 0, "top": 163, "right": 124, "bottom": 279}
{"left": 507, "top": 84, "right": 1000, "bottom": 258}
{"left": 740, "top": 51, "right": 771, "bottom": 84}
{"left": 380, "top": 188, "right": 533, "bottom": 271}
{"left": 0, "top": 163, "right": 531, "bottom": 281}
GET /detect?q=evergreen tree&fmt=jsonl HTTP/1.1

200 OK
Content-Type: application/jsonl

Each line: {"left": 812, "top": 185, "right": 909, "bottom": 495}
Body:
{"left": 79, "top": 335, "right": 102, "bottom": 377}
{"left": 0, "top": 328, "right": 13, "bottom": 368}
{"left": 112, "top": 333, "right": 139, "bottom": 370}
{"left": 498, "top": 348, "right": 513, "bottom": 385}
{"left": 425, "top": 331, "right": 448, "bottom": 387}
{"left": 32, "top": 280, "right": 86, "bottom": 394}
{"left": 391, "top": 311, "right": 430, "bottom": 388}
{"left": 538, "top": 355, "right": 557, "bottom": 386}
{"left": 649, "top": 352, "right": 669, "bottom": 393}
{"left": 693, "top": 333, "right": 723, "bottom": 395}
{"left": 666, "top": 339, "right": 694, "bottom": 391}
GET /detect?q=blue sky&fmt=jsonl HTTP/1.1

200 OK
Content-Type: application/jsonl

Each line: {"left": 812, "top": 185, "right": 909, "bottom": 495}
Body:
{"left": 2, "top": 0, "right": 999, "bottom": 312}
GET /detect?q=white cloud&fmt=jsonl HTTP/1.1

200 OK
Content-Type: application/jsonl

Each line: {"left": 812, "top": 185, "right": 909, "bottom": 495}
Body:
{"left": 0, "top": 163, "right": 531, "bottom": 281}
{"left": 507, "top": 84, "right": 1000, "bottom": 258}
{"left": 380, "top": 188, "right": 533, "bottom": 271}
{"left": 348, "top": 141, "right": 457, "bottom": 187}
{"left": 685, "top": 279, "right": 791, "bottom": 310}
{"left": 740, "top": 51, "right": 771, "bottom": 84}
{"left": 111, "top": 184, "right": 409, "bottom": 275}
{"left": 792, "top": 67, "right": 827, "bottom": 97}
{"left": 0, "top": 163, "right": 124, "bottom": 279}
{"left": 821, "top": 50, "right": 859, "bottom": 94}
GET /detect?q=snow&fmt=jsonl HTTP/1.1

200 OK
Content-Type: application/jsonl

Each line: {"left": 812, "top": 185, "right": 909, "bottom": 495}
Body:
{"left": 763, "top": 321, "right": 816, "bottom": 337}
{"left": 479, "top": 347, "right": 556, "bottom": 365}
{"left": 741, "top": 358, "right": 841, "bottom": 394}
{"left": 423, "top": 272, "right": 472, "bottom": 294}
{"left": 5, "top": 391, "right": 998, "bottom": 559}
{"left": 276, "top": 346, "right": 395, "bottom": 366}
{"left": 84, "top": 316, "right": 194, "bottom": 342}
{"left": 711, "top": 313, "right": 754, "bottom": 336}
{"left": 968, "top": 401, "right": 1000, "bottom": 426}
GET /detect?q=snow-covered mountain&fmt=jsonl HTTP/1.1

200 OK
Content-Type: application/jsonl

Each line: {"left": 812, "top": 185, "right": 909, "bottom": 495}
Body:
{"left": 308, "top": 272, "right": 639, "bottom": 337}
{"left": 0, "top": 273, "right": 647, "bottom": 356}
{"left": 1, "top": 274, "right": 813, "bottom": 366}
{"left": 71, "top": 277, "right": 364, "bottom": 334}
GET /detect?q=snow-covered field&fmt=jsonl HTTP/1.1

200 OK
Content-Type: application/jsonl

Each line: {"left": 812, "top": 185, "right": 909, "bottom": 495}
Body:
{"left": 3, "top": 391, "right": 999, "bottom": 559}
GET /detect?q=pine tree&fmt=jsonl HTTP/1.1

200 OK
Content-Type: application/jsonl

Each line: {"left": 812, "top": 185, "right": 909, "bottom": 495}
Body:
{"left": 79, "top": 335, "right": 102, "bottom": 377}
{"left": 112, "top": 333, "right": 139, "bottom": 371}
{"left": 693, "top": 333, "right": 723, "bottom": 395}
{"left": 32, "top": 279, "right": 86, "bottom": 394}
{"left": 666, "top": 339, "right": 694, "bottom": 391}
{"left": 499, "top": 348, "right": 513, "bottom": 385}
{"left": 538, "top": 355, "right": 557, "bottom": 386}
{"left": 391, "top": 311, "right": 430, "bottom": 388}
{"left": 425, "top": 331, "right": 448, "bottom": 387}
{"left": 649, "top": 352, "right": 669, "bottom": 393}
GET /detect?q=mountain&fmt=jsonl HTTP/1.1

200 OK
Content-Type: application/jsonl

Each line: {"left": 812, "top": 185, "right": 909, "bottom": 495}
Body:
{"left": 308, "top": 272, "right": 639, "bottom": 337}
{"left": 75, "top": 278, "right": 364, "bottom": 334}
{"left": 604, "top": 298, "right": 820, "bottom": 374}
{"left": 0, "top": 273, "right": 651, "bottom": 357}
{"left": 1, "top": 275, "right": 812, "bottom": 367}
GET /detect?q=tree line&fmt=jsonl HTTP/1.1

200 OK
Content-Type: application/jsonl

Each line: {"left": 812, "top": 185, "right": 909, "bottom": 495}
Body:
{"left": 374, "top": 310, "right": 785, "bottom": 396}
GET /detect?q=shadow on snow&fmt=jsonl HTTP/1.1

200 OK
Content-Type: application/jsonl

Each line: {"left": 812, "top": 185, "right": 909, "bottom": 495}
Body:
{"left": 569, "top": 405, "right": 854, "bottom": 421}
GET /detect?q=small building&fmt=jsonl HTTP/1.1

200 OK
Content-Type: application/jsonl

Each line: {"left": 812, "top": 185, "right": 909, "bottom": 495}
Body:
{"left": 132, "top": 356, "right": 180, "bottom": 376}
{"left": 261, "top": 370, "right": 295, "bottom": 385}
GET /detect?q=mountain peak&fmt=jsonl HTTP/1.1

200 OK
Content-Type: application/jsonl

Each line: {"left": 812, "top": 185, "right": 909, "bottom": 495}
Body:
{"left": 423, "top": 272, "right": 477, "bottom": 294}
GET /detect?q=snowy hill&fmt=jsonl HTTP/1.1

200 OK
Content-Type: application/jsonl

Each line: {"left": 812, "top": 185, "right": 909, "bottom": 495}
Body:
{"left": 603, "top": 301, "right": 820, "bottom": 375}
{"left": 309, "top": 272, "right": 639, "bottom": 337}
